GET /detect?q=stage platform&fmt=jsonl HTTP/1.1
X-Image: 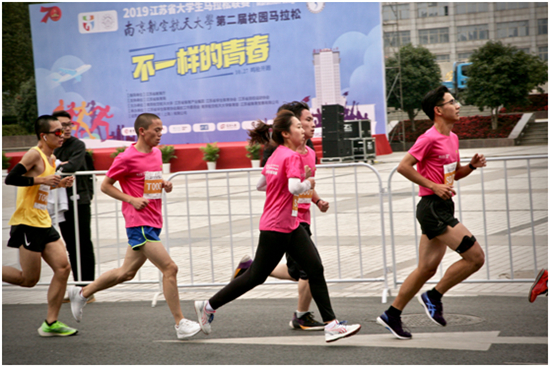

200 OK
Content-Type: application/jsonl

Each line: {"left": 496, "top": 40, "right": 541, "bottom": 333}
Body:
{"left": 4, "top": 135, "right": 392, "bottom": 172}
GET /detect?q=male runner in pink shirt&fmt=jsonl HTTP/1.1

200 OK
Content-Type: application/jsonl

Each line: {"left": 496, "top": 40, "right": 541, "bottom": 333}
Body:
{"left": 377, "top": 86, "right": 487, "bottom": 339}
{"left": 68, "top": 113, "right": 201, "bottom": 340}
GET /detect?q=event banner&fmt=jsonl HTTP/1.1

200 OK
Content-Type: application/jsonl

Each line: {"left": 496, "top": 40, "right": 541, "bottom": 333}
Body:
{"left": 29, "top": 2, "right": 386, "bottom": 147}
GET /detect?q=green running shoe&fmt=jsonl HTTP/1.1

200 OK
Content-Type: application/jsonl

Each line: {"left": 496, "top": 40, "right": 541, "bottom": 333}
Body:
{"left": 38, "top": 320, "right": 78, "bottom": 337}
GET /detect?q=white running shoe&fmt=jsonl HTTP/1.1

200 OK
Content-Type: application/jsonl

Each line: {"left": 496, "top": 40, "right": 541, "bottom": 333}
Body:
{"left": 68, "top": 286, "right": 88, "bottom": 323}
{"left": 194, "top": 300, "right": 214, "bottom": 335}
{"left": 324, "top": 320, "right": 361, "bottom": 343}
{"left": 175, "top": 318, "right": 201, "bottom": 339}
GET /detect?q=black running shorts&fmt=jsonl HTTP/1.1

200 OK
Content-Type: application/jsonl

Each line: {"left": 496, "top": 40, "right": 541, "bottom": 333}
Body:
{"left": 416, "top": 195, "right": 459, "bottom": 240}
{"left": 286, "top": 223, "right": 318, "bottom": 281}
{"left": 7, "top": 224, "right": 61, "bottom": 253}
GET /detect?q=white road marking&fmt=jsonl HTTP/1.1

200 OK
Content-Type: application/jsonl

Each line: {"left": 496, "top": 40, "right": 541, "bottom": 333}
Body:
{"left": 155, "top": 331, "right": 547, "bottom": 351}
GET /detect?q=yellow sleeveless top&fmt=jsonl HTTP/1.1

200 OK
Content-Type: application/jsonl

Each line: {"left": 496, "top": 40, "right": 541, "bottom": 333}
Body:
{"left": 8, "top": 146, "right": 56, "bottom": 228}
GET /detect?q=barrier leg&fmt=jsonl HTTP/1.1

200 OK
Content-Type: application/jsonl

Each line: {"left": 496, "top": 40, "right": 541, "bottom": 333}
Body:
{"left": 152, "top": 291, "right": 164, "bottom": 308}
{"left": 152, "top": 270, "right": 164, "bottom": 307}
{"left": 382, "top": 288, "right": 391, "bottom": 304}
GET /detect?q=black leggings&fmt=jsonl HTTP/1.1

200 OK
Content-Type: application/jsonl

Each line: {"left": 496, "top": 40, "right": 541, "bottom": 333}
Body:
{"left": 209, "top": 225, "right": 336, "bottom": 322}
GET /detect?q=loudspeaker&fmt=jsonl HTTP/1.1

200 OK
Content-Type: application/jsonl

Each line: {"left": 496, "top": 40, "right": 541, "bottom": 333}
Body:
{"left": 322, "top": 104, "right": 344, "bottom": 118}
{"left": 322, "top": 130, "right": 345, "bottom": 141}
{"left": 321, "top": 104, "right": 344, "bottom": 132}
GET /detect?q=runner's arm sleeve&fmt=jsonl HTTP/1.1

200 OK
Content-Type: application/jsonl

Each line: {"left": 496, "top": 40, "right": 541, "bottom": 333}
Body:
{"left": 256, "top": 175, "right": 267, "bottom": 191}
{"left": 288, "top": 177, "right": 311, "bottom": 195}
{"left": 5, "top": 163, "right": 34, "bottom": 186}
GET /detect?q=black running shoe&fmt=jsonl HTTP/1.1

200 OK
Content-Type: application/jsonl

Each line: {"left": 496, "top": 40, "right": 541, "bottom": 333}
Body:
{"left": 289, "top": 311, "right": 325, "bottom": 331}
{"left": 418, "top": 291, "right": 446, "bottom": 326}
{"left": 376, "top": 311, "right": 412, "bottom": 339}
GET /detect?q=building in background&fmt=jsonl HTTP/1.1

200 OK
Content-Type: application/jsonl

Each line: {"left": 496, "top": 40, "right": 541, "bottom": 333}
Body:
{"left": 382, "top": 2, "right": 548, "bottom": 79}
{"left": 312, "top": 48, "right": 347, "bottom": 113}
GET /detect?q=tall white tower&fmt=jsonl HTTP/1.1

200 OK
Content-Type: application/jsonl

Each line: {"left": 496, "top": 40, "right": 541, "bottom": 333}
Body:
{"left": 311, "top": 48, "right": 346, "bottom": 113}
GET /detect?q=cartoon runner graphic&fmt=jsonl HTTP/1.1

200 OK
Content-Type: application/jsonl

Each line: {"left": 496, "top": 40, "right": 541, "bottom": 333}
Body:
{"left": 66, "top": 102, "right": 80, "bottom": 136}
{"left": 74, "top": 101, "right": 95, "bottom": 139}
{"left": 90, "top": 105, "right": 113, "bottom": 142}
{"left": 53, "top": 99, "right": 65, "bottom": 113}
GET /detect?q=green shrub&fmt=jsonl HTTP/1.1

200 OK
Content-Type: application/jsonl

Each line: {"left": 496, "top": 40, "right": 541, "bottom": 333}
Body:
{"left": 200, "top": 142, "right": 220, "bottom": 162}
{"left": 110, "top": 146, "right": 127, "bottom": 158}
{"left": 245, "top": 142, "right": 262, "bottom": 160}
{"left": 2, "top": 124, "right": 30, "bottom": 136}
{"left": 389, "top": 114, "right": 522, "bottom": 142}
{"left": 2, "top": 151, "right": 11, "bottom": 170}
{"left": 159, "top": 145, "right": 177, "bottom": 163}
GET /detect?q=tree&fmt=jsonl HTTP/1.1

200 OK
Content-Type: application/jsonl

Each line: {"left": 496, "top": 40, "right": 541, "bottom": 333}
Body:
{"left": 2, "top": 3, "right": 36, "bottom": 97}
{"left": 465, "top": 41, "right": 548, "bottom": 130}
{"left": 3, "top": 2, "right": 39, "bottom": 132}
{"left": 386, "top": 44, "right": 442, "bottom": 130}
{"left": 13, "top": 77, "right": 38, "bottom": 133}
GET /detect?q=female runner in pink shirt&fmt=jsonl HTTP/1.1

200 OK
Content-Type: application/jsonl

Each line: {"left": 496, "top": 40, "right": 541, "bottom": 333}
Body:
{"left": 194, "top": 110, "right": 361, "bottom": 343}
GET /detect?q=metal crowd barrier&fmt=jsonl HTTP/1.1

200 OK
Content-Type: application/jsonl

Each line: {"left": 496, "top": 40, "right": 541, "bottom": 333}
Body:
{"left": 2, "top": 169, "right": 161, "bottom": 291}
{"left": 2, "top": 163, "right": 391, "bottom": 303}
{"left": 3, "top": 155, "right": 546, "bottom": 305}
{"left": 161, "top": 163, "right": 390, "bottom": 304}
{"left": 387, "top": 155, "right": 548, "bottom": 289}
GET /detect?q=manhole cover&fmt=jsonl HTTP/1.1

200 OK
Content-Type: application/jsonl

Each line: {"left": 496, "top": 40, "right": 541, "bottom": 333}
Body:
{"left": 401, "top": 314, "right": 484, "bottom": 327}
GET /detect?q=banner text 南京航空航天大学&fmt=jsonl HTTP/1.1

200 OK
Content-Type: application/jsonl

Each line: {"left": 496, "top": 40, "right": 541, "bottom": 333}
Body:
{"left": 29, "top": 2, "right": 386, "bottom": 146}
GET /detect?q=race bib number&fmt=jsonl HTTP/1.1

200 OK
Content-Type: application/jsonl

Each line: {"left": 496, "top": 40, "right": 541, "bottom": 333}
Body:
{"left": 443, "top": 162, "right": 457, "bottom": 186}
{"left": 297, "top": 189, "right": 314, "bottom": 205}
{"left": 143, "top": 171, "right": 163, "bottom": 199}
{"left": 34, "top": 185, "right": 50, "bottom": 210}
{"left": 292, "top": 195, "right": 299, "bottom": 217}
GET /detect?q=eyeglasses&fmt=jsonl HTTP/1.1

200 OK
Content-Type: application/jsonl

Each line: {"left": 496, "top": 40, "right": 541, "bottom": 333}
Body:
{"left": 436, "top": 99, "right": 460, "bottom": 107}
{"left": 45, "top": 129, "right": 64, "bottom": 137}
{"left": 61, "top": 123, "right": 75, "bottom": 128}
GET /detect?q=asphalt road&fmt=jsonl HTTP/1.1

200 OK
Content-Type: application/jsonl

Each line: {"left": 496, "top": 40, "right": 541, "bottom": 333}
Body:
{"left": 2, "top": 296, "right": 547, "bottom": 365}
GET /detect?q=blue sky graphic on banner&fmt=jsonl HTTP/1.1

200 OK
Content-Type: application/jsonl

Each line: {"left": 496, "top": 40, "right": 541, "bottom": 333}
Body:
{"left": 29, "top": 2, "right": 387, "bottom": 147}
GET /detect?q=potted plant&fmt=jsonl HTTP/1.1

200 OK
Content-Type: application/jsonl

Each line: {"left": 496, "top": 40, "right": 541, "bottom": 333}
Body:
{"left": 110, "top": 146, "right": 127, "bottom": 158}
{"left": 159, "top": 145, "right": 177, "bottom": 173}
{"left": 200, "top": 142, "right": 220, "bottom": 170}
{"left": 2, "top": 151, "right": 11, "bottom": 174}
{"left": 245, "top": 142, "right": 262, "bottom": 168}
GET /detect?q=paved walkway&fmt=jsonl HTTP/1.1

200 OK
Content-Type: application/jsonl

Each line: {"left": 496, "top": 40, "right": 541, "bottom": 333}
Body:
{"left": 2, "top": 144, "right": 548, "bottom": 305}
{"left": 3, "top": 296, "right": 547, "bottom": 364}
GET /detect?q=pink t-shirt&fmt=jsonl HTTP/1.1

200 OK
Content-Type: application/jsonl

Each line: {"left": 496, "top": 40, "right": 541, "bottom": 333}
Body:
{"left": 106, "top": 144, "right": 164, "bottom": 228}
{"left": 259, "top": 145, "right": 304, "bottom": 233}
{"left": 297, "top": 146, "right": 317, "bottom": 225}
{"left": 408, "top": 126, "right": 460, "bottom": 197}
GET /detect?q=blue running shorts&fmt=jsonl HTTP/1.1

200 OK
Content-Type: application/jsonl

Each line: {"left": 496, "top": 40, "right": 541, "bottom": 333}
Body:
{"left": 126, "top": 226, "right": 162, "bottom": 250}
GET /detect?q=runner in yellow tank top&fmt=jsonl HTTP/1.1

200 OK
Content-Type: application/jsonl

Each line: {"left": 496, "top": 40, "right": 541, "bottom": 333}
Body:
{"left": 8, "top": 146, "right": 56, "bottom": 228}
{"left": 3, "top": 115, "right": 78, "bottom": 337}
